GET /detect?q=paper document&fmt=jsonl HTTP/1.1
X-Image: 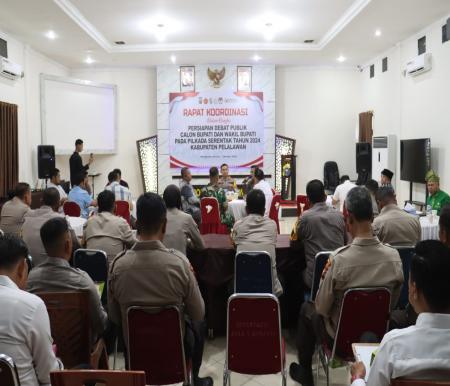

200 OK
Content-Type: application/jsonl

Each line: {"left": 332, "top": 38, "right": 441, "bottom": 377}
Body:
{"left": 352, "top": 343, "right": 379, "bottom": 381}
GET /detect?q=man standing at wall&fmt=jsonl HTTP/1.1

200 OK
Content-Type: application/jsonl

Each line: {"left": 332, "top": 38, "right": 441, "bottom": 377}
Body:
{"left": 69, "top": 139, "right": 93, "bottom": 189}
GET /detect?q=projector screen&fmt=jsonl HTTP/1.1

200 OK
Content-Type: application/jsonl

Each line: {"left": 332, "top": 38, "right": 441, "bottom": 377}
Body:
{"left": 40, "top": 74, "right": 117, "bottom": 154}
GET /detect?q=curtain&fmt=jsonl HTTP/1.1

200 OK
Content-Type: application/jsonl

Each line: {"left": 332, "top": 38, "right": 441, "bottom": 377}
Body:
{"left": 0, "top": 101, "right": 18, "bottom": 198}
{"left": 359, "top": 111, "right": 373, "bottom": 143}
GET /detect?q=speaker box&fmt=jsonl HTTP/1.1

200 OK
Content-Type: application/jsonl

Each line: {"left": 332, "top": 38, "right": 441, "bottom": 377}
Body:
{"left": 37, "top": 145, "right": 55, "bottom": 179}
{"left": 356, "top": 142, "right": 372, "bottom": 174}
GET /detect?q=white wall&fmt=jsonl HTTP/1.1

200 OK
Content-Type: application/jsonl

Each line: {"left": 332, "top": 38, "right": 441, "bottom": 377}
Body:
{"left": 276, "top": 67, "right": 361, "bottom": 194}
{"left": 0, "top": 31, "right": 68, "bottom": 185}
{"left": 360, "top": 14, "right": 450, "bottom": 204}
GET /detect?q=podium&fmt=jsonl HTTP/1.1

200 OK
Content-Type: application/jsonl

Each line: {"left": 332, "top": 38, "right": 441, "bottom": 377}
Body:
{"left": 88, "top": 173, "right": 101, "bottom": 196}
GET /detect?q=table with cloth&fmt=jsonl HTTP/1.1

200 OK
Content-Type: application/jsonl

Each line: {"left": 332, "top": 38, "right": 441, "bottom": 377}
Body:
{"left": 420, "top": 215, "right": 440, "bottom": 240}
{"left": 187, "top": 234, "right": 305, "bottom": 336}
{"left": 67, "top": 216, "right": 86, "bottom": 238}
{"left": 226, "top": 199, "right": 247, "bottom": 222}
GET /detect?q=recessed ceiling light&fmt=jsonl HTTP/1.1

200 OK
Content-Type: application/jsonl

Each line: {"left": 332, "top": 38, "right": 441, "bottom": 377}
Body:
{"left": 253, "top": 54, "right": 262, "bottom": 62}
{"left": 45, "top": 30, "right": 57, "bottom": 40}
{"left": 375, "top": 29, "right": 382, "bottom": 37}
{"left": 85, "top": 56, "right": 95, "bottom": 64}
{"left": 337, "top": 55, "right": 346, "bottom": 62}
{"left": 247, "top": 14, "right": 291, "bottom": 42}
{"left": 170, "top": 54, "right": 176, "bottom": 64}
{"left": 140, "top": 16, "right": 182, "bottom": 42}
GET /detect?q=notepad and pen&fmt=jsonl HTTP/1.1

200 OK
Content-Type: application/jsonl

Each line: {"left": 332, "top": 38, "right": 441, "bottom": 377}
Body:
{"left": 352, "top": 343, "right": 379, "bottom": 381}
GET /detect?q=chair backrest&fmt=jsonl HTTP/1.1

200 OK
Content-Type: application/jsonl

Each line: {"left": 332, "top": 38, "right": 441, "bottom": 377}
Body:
{"left": 269, "top": 194, "right": 281, "bottom": 234}
{"left": 391, "top": 380, "right": 450, "bottom": 386}
{"left": 296, "top": 195, "right": 310, "bottom": 217}
{"left": 50, "top": 370, "right": 146, "bottom": 386}
{"left": 310, "top": 251, "right": 332, "bottom": 301}
{"left": 235, "top": 251, "right": 273, "bottom": 293}
{"left": 37, "top": 291, "right": 91, "bottom": 368}
{"left": 63, "top": 201, "right": 81, "bottom": 217}
{"left": 392, "top": 246, "right": 415, "bottom": 309}
{"left": 200, "top": 197, "right": 221, "bottom": 225}
{"left": 0, "top": 354, "right": 20, "bottom": 386}
{"left": 114, "top": 200, "right": 131, "bottom": 225}
{"left": 227, "top": 294, "right": 283, "bottom": 375}
{"left": 127, "top": 306, "right": 188, "bottom": 385}
{"left": 333, "top": 287, "right": 391, "bottom": 361}
{"left": 0, "top": 228, "right": 3, "bottom": 236}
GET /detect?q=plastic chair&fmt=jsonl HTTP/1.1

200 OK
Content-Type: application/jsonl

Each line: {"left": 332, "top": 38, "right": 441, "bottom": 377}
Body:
{"left": 63, "top": 201, "right": 81, "bottom": 217}
{"left": 234, "top": 251, "right": 273, "bottom": 294}
{"left": 269, "top": 194, "right": 281, "bottom": 234}
{"left": 318, "top": 287, "right": 391, "bottom": 386}
{"left": 115, "top": 200, "right": 131, "bottom": 225}
{"left": 392, "top": 246, "right": 415, "bottom": 309}
{"left": 73, "top": 249, "right": 108, "bottom": 304}
{"left": 127, "top": 305, "right": 192, "bottom": 385}
{"left": 309, "top": 251, "right": 332, "bottom": 302}
{"left": 0, "top": 354, "right": 20, "bottom": 386}
{"left": 391, "top": 380, "right": 450, "bottom": 386}
{"left": 296, "top": 195, "right": 311, "bottom": 217}
{"left": 36, "top": 291, "right": 108, "bottom": 370}
{"left": 224, "top": 294, "right": 286, "bottom": 386}
{"left": 50, "top": 370, "right": 146, "bottom": 386}
{"left": 200, "top": 197, "right": 228, "bottom": 234}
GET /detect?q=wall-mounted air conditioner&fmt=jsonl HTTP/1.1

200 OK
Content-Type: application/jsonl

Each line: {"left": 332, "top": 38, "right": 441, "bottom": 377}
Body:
{"left": 405, "top": 53, "right": 432, "bottom": 77}
{"left": 0, "top": 57, "right": 24, "bottom": 80}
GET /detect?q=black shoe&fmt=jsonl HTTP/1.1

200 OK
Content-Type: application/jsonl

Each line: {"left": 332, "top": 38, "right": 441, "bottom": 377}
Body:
{"left": 289, "top": 362, "right": 314, "bottom": 386}
{"left": 194, "top": 375, "right": 213, "bottom": 386}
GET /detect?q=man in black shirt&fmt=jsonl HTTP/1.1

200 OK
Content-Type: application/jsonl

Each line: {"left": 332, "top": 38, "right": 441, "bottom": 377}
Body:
{"left": 69, "top": 139, "right": 93, "bottom": 188}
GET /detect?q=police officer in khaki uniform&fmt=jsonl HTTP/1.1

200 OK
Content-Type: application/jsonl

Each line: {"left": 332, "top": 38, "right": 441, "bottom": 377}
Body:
{"left": 108, "top": 192, "right": 212, "bottom": 386}
{"left": 0, "top": 182, "right": 32, "bottom": 237}
{"left": 83, "top": 190, "right": 136, "bottom": 266}
{"left": 290, "top": 186, "right": 404, "bottom": 386}
{"left": 162, "top": 185, "right": 204, "bottom": 256}
{"left": 373, "top": 186, "right": 421, "bottom": 246}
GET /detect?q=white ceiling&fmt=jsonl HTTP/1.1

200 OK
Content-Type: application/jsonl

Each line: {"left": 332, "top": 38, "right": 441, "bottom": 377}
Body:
{"left": 0, "top": 0, "right": 449, "bottom": 68}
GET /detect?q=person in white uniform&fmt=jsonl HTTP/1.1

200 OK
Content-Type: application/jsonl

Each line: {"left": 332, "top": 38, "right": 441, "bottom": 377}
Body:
{"left": 252, "top": 168, "right": 273, "bottom": 217}
{"left": 332, "top": 175, "right": 356, "bottom": 212}
{"left": 351, "top": 240, "right": 450, "bottom": 385}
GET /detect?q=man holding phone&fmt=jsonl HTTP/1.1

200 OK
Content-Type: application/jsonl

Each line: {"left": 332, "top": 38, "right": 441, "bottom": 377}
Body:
{"left": 69, "top": 139, "right": 93, "bottom": 190}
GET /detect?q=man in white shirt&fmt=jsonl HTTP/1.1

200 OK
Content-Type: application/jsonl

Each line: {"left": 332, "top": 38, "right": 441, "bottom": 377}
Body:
{"left": 351, "top": 240, "right": 450, "bottom": 385}
{"left": 47, "top": 168, "right": 67, "bottom": 206}
{"left": 252, "top": 168, "right": 273, "bottom": 217}
{"left": 105, "top": 170, "right": 133, "bottom": 211}
{"left": 332, "top": 175, "right": 356, "bottom": 212}
{"left": 0, "top": 234, "right": 62, "bottom": 386}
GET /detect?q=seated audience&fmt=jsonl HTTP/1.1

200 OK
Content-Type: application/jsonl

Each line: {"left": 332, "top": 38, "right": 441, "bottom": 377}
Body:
{"left": 112, "top": 168, "right": 129, "bottom": 188}
{"left": 47, "top": 167, "right": 68, "bottom": 206}
{"left": 351, "top": 240, "right": 450, "bottom": 385}
{"left": 252, "top": 168, "right": 273, "bottom": 217}
{"left": 108, "top": 193, "right": 212, "bottom": 386}
{"left": 439, "top": 205, "right": 450, "bottom": 248}
{"left": 232, "top": 189, "right": 282, "bottom": 296}
{"left": 180, "top": 167, "right": 201, "bottom": 224}
{"left": 0, "top": 182, "right": 32, "bottom": 237}
{"left": 162, "top": 185, "right": 204, "bottom": 255}
{"left": 28, "top": 217, "right": 108, "bottom": 344}
{"left": 426, "top": 170, "right": 450, "bottom": 215}
{"left": 373, "top": 186, "right": 421, "bottom": 246}
{"left": 242, "top": 165, "right": 258, "bottom": 195}
{"left": 332, "top": 175, "right": 356, "bottom": 212}
{"left": 22, "top": 187, "right": 79, "bottom": 267}
{"left": 68, "top": 172, "right": 97, "bottom": 218}
{"left": 365, "top": 179, "right": 379, "bottom": 216}
{"left": 105, "top": 170, "right": 133, "bottom": 211}
{"left": 0, "top": 234, "right": 62, "bottom": 386}
{"left": 200, "top": 166, "right": 234, "bottom": 229}
{"left": 218, "top": 163, "right": 236, "bottom": 192}
{"left": 380, "top": 168, "right": 394, "bottom": 187}
{"left": 290, "top": 186, "right": 403, "bottom": 385}
{"left": 290, "top": 180, "right": 346, "bottom": 289}
{"left": 83, "top": 190, "right": 136, "bottom": 265}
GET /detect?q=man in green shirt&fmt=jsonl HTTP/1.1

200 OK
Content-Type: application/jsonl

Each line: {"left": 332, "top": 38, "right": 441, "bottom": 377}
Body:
{"left": 426, "top": 170, "right": 450, "bottom": 215}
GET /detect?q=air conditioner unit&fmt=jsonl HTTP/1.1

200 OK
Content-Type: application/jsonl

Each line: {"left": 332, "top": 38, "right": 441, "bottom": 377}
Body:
{"left": 372, "top": 135, "right": 396, "bottom": 187}
{"left": 0, "top": 57, "right": 23, "bottom": 80}
{"left": 405, "top": 53, "right": 431, "bottom": 76}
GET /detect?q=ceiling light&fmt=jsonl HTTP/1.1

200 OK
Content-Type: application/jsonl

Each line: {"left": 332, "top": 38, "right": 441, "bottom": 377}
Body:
{"left": 375, "top": 29, "right": 382, "bottom": 37}
{"left": 140, "top": 16, "right": 182, "bottom": 42}
{"left": 253, "top": 54, "right": 261, "bottom": 62}
{"left": 247, "top": 14, "right": 291, "bottom": 41}
{"left": 337, "top": 55, "right": 346, "bottom": 62}
{"left": 45, "top": 30, "right": 57, "bottom": 40}
{"left": 85, "top": 56, "right": 95, "bottom": 64}
{"left": 170, "top": 54, "right": 176, "bottom": 64}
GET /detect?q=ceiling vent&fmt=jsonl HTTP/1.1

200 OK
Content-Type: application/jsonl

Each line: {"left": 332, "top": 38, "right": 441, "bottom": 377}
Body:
{"left": 115, "top": 41, "right": 126, "bottom": 45}
{"left": 304, "top": 39, "right": 314, "bottom": 43}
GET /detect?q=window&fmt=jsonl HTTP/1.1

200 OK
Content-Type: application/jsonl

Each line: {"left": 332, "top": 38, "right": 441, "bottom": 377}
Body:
{"left": 382, "top": 57, "right": 388, "bottom": 72}
{"left": 418, "top": 36, "right": 426, "bottom": 55}
{"left": 370, "top": 64, "right": 375, "bottom": 78}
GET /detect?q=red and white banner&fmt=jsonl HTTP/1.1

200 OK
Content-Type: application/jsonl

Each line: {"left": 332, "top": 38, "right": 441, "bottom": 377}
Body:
{"left": 169, "top": 90, "right": 264, "bottom": 171}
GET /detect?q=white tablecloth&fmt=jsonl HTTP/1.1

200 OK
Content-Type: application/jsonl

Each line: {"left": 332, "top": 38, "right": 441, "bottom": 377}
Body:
{"left": 420, "top": 216, "right": 439, "bottom": 240}
{"left": 67, "top": 216, "right": 87, "bottom": 237}
{"left": 131, "top": 200, "right": 137, "bottom": 219}
{"left": 227, "top": 199, "right": 247, "bottom": 222}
